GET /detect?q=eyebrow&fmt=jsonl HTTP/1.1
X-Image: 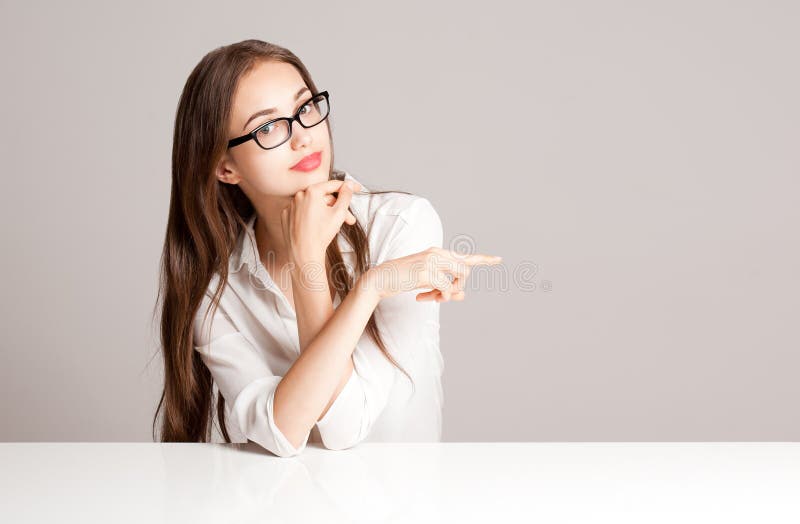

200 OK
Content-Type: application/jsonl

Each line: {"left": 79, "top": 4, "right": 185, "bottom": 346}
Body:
{"left": 242, "top": 86, "right": 311, "bottom": 131}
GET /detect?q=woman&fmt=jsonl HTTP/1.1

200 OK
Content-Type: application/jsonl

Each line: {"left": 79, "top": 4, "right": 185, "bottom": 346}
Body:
{"left": 152, "top": 39, "right": 502, "bottom": 457}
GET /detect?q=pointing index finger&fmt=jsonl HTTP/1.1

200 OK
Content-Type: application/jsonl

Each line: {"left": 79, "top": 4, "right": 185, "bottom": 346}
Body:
{"left": 452, "top": 253, "right": 503, "bottom": 265}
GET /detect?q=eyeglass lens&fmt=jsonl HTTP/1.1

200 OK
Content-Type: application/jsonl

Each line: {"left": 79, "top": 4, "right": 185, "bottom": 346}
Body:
{"left": 254, "top": 94, "right": 329, "bottom": 149}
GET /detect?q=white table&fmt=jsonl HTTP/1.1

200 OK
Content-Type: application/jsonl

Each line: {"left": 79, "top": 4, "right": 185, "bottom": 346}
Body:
{"left": 1, "top": 442, "right": 798, "bottom": 523}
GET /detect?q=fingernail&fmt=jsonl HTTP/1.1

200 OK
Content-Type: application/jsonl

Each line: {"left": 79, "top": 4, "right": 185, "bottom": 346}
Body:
{"left": 346, "top": 180, "right": 356, "bottom": 190}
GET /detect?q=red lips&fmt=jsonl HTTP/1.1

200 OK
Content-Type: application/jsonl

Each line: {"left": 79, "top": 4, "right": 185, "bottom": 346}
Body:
{"left": 290, "top": 151, "right": 322, "bottom": 171}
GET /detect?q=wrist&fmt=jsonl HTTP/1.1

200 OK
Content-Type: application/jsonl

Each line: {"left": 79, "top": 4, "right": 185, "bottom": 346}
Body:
{"left": 358, "top": 266, "right": 389, "bottom": 302}
{"left": 290, "top": 249, "right": 325, "bottom": 269}
{"left": 290, "top": 257, "right": 328, "bottom": 294}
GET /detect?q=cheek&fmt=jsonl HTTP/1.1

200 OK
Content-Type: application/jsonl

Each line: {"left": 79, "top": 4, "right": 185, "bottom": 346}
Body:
{"left": 234, "top": 152, "right": 286, "bottom": 188}
{"left": 316, "top": 128, "right": 333, "bottom": 161}
{"left": 239, "top": 150, "right": 283, "bottom": 177}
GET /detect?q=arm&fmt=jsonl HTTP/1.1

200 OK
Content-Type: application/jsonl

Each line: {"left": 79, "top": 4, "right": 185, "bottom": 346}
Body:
{"left": 290, "top": 258, "right": 356, "bottom": 422}
{"left": 192, "top": 288, "right": 312, "bottom": 458}
{"left": 311, "top": 197, "right": 444, "bottom": 450}
{"left": 273, "top": 269, "right": 381, "bottom": 450}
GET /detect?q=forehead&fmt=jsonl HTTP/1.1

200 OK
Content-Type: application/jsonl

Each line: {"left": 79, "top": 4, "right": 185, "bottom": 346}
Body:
{"left": 231, "top": 60, "right": 306, "bottom": 127}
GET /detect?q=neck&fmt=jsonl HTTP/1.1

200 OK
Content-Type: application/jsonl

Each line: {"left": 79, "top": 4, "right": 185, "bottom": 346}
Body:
{"left": 253, "top": 199, "right": 290, "bottom": 267}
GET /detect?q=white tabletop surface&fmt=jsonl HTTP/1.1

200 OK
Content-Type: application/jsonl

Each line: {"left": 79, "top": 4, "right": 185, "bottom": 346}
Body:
{"left": 1, "top": 442, "right": 798, "bottom": 523}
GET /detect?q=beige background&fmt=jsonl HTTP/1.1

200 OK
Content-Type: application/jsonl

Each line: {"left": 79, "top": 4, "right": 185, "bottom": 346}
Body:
{"left": 1, "top": 0, "right": 797, "bottom": 441}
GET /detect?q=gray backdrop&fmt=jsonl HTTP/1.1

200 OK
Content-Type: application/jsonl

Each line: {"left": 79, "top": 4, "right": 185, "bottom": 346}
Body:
{"left": 1, "top": 0, "right": 797, "bottom": 441}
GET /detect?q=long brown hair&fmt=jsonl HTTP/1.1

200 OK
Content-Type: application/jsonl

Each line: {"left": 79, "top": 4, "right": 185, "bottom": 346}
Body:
{"left": 151, "top": 39, "right": 414, "bottom": 443}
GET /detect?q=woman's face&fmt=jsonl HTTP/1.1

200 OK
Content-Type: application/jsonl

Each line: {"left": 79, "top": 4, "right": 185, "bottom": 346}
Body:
{"left": 216, "top": 60, "right": 332, "bottom": 198}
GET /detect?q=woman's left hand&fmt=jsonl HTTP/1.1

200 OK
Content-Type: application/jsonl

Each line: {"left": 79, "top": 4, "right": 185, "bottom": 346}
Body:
{"left": 280, "top": 178, "right": 362, "bottom": 266}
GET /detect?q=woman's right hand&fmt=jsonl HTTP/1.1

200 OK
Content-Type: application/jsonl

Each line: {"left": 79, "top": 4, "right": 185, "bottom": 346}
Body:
{"left": 363, "top": 247, "right": 503, "bottom": 302}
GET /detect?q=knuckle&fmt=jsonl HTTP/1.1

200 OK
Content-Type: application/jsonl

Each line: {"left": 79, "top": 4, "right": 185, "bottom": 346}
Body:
{"left": 427, "top": 248, "right": 445, "bottom": 262}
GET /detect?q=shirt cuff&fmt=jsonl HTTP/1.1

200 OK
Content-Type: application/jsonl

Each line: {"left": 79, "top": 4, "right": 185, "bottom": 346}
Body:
{"left": 315, "top": 367, "right": 364, "bottom": 449}
{"left": 266, "top": 385, "right": 310, "bottom": 457}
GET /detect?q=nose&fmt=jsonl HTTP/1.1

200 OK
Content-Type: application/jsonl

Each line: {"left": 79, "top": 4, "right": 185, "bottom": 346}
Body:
{"left": 290, "top": 117, "right": 313, "bottom": 148}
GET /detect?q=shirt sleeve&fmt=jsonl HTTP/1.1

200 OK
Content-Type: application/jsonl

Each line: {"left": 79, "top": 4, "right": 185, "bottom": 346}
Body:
{"left": 193, "top": 291, "right": 310, "bottom": 458}
{"left": 315, "top": 196, "right": 443, "bottom": 449}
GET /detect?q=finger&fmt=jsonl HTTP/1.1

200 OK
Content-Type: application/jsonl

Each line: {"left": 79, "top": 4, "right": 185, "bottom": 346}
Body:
{"left": 416, "top": 289, "right": 439, "bottom": 301}
{"left": 440, "top": 276, "right": 468, "bottom": 302}
{"left": 428, "top": 255, "right": 472, "bottom": 284}
{"left": 324, "top": 192, "right": 358, "bottom": 227}
{"left": 440, "top": 286, "right": 452, "bottom": 301}
{"left": 323, "top": 189, "right": 356, "bottom": 224}
{"left": 417, "top": 280, "right": 466, "bottom": 302}
{"left": 451, "top": 275, "right": 464, "bottom": 294}
{"left": 324, "top": 193, "right": 357, "bottom": 218}
{"left": 311, "top": 178, "right": 363, "bottom": 197}
{"left": 332, "top": 182, "right": 356, "bottom": 216}
{"left": 419, "top": 290, "right": 448, "bottom": 302}
{"left": 450, "top": 290, "right": 466, "bottom": 301}
{"left": 447, "top": 252, "right": 503, "bottom": 266}
{"left": 417, "top": 274, "right": 450, "bottom": 300}
{"left": 431, "top": 271, "right": 454, "bottom": 301}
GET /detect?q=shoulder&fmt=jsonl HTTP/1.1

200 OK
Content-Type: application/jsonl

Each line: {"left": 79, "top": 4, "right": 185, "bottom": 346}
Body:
{"left": 342, "top": 170, "right": 442, "bottom": 230}
{"left": 340, "top": 172, "right": 443, "bottom": 262}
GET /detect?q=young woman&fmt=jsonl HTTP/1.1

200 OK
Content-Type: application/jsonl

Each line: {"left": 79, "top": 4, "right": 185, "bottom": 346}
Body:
{"left": 152, "top": 39, "right": 502, "bottom": 457}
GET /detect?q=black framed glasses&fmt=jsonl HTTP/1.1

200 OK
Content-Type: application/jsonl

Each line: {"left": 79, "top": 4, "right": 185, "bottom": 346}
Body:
{"left": 227, "top": 90, "right": 330, "bottom": 150}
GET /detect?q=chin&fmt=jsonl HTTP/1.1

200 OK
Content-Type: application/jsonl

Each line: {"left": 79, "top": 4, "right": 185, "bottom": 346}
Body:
{"left": 293, "top": 171, "right": 327, "bottom": 190}
{"left": 314, "top": 168, "right": 331, "bottom": 183}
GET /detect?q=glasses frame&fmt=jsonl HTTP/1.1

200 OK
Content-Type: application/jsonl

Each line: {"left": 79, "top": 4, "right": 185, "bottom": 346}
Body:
{"left": 227, "top": 90, "right": 330, "bottom": 150}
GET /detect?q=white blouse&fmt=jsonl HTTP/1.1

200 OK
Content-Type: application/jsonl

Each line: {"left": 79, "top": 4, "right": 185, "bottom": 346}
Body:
{"left": 192, "top": 171, "right": 444, "bottom": 458}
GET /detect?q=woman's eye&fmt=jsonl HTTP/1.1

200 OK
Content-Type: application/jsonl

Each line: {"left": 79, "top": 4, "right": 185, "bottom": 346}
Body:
{"left": 257, "top": 123, "right": 275, "bottom": 135}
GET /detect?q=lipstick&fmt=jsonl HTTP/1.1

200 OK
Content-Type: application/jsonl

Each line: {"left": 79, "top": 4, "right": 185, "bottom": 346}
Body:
{"left": 291, "top": 151, "right": 322, "bottom": 172}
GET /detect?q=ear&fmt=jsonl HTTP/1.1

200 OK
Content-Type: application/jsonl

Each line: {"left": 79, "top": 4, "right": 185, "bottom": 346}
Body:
{"left": 215, "top": 155, "right": 241, "bottom": 185}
